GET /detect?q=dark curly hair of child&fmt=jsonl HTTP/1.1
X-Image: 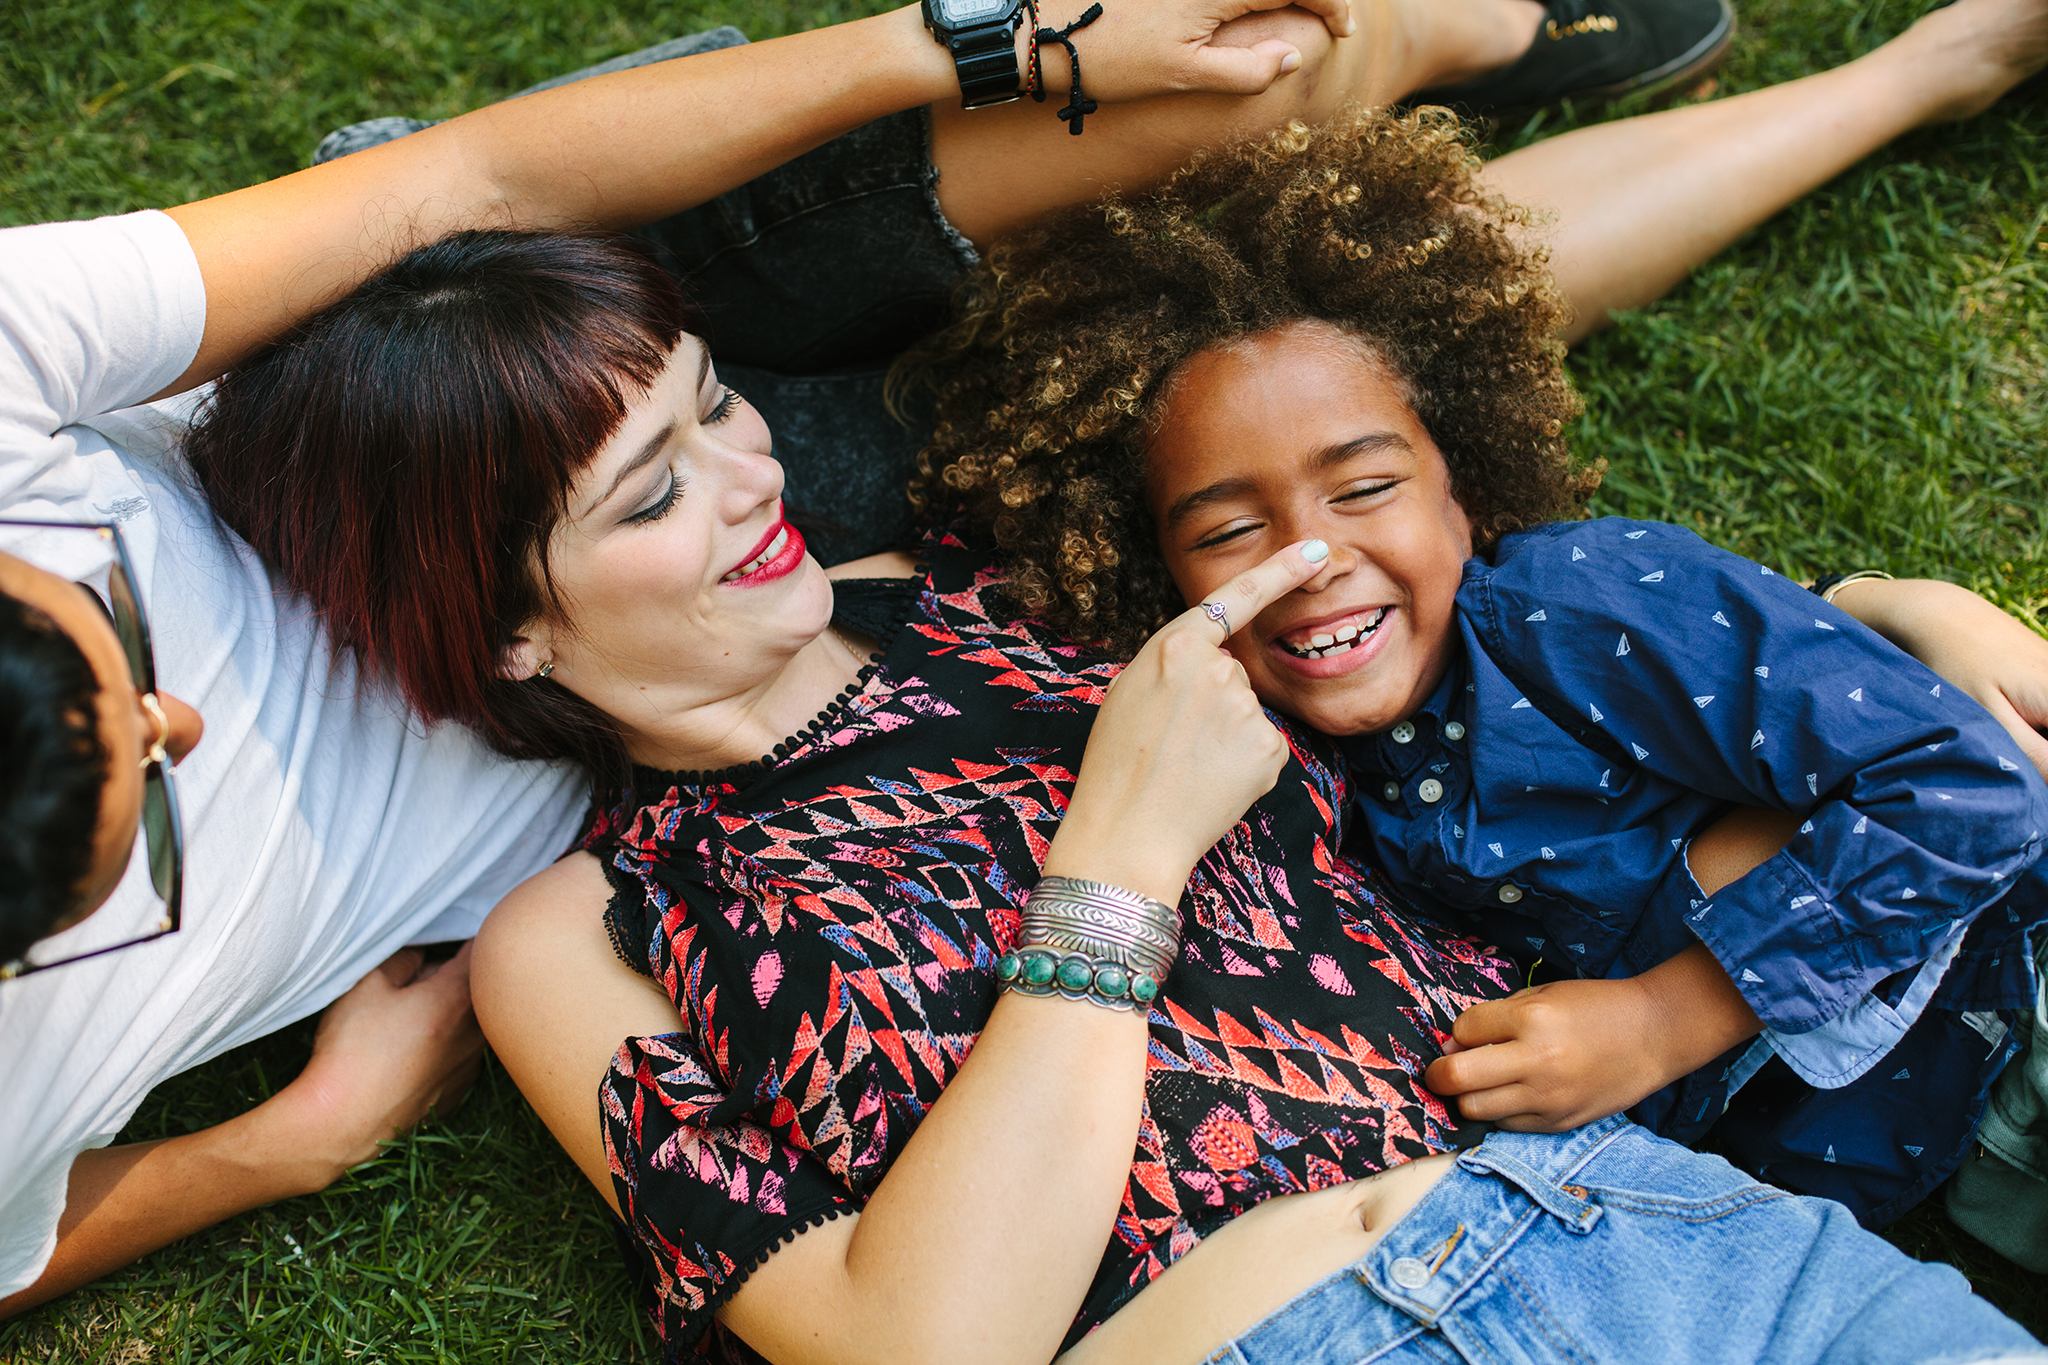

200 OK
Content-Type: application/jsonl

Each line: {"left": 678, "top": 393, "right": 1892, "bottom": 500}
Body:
{"left": 902, "top": 106, "right": 1602, "bottom": 657}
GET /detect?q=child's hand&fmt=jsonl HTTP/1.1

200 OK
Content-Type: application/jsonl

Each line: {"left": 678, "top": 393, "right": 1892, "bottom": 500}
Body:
{"left": 1424, "top": 943, "right": 1763, "bottom": 1132}
{"left": 1423, "top": 978, "right": 1681, "bottom": 1131}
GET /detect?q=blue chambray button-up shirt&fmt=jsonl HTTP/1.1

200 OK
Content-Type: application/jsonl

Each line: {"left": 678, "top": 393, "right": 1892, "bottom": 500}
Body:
{"left": 1338, "top": 517, "right": 2048, "bottom": 1223}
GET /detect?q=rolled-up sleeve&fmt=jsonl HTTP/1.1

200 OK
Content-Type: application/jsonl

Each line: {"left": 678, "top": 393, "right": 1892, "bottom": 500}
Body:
{"left": 1473, "top": 520, "right": 2048, "bottom": 1038}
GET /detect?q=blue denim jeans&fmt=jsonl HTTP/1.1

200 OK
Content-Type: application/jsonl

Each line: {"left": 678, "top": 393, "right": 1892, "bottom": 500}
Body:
{"left": 1211, "top": 1118, "right": 2045, "bottom": 1365}
{"left": 314, "top": 27, "right": 974, "bottom": 566}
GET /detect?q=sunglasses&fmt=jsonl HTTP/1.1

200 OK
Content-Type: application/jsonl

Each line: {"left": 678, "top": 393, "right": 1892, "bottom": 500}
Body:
{"left": 1, "top": 519, "right": 183, "bottom": 980}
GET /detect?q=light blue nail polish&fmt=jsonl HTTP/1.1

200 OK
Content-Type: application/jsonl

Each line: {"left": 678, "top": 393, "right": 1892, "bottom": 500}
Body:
{"left": 1302, "top": 540, "right": 1330, "bottom": 563}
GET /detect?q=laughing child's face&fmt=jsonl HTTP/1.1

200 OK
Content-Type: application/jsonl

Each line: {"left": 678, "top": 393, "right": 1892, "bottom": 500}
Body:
{"left": 1147, "top": 319, "right": 1473, "bottom": 737}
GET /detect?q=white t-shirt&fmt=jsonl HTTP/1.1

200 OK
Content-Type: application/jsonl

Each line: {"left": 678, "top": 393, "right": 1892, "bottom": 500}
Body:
{"left": 0, "top": 211, "right": 587, "bottom": 1297}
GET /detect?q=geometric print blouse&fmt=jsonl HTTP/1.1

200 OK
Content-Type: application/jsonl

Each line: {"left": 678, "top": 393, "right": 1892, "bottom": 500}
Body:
{"left": 582, "top": 532, "right": 1518, "bottom": 1363}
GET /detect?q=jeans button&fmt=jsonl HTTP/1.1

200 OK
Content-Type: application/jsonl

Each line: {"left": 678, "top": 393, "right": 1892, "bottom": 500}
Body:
{"left": 1417, "top": 778, "right": 1444, "bottom": 803}
{"left": 1390, "top": 721, "right": 1417, "bottom": 744}
{"left": 1389, "top": 1257, "right": 1432, "bottom": 1289}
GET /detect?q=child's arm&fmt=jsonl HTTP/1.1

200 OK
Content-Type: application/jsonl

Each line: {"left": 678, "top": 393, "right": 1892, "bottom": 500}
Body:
{"left": 1475, "top": 522, "right": 2048, "bottom": 1046}
{"left": 1424, "top": 808, "right": 1789, "bottom": 1131}
{"left": 1828, "top": 577, "right": 2048, "bottom": 780}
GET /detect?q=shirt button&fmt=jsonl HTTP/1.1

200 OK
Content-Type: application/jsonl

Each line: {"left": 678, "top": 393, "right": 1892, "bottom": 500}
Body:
{"left": 1390, "top": 721, "right": 1417, "bottom": 745}
{"left": 1443, "top": 721, "right": 1466, "bottom": 742}
{"left": 1498, "top": 884, "right": 1524, "bottom": 904}
{"left": 1383, "top": 781, "right": 1402, "bottom": 802}
{"left": 1418, "top": 778, "right": 1444, "bottom": 803}
{"left": 1389, "top": 1257, "right": 1432, "bottom": 1290}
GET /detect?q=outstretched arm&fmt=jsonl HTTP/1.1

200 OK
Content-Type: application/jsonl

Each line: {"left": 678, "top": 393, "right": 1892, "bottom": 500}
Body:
{"left": 158, "top": 0, "right": 1349, "bottom": 395}
{"left": 0, "top": 946, "right": 483, "bottom": 1319}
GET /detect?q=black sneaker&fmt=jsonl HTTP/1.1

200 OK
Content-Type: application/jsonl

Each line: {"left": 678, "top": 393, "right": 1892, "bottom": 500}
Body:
{"left": 1413, "top": 0, "right": 1736, "bottom": 116}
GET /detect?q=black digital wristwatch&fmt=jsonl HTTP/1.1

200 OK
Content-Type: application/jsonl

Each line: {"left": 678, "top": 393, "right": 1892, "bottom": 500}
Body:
{"left": 922, "top": 0, "right": 1026, "bottom": 109}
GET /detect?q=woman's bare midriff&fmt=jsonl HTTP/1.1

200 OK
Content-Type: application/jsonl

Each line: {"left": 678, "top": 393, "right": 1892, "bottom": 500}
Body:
{"left": 1060, "top": 1151, "right": 1459, "bottom": 1365}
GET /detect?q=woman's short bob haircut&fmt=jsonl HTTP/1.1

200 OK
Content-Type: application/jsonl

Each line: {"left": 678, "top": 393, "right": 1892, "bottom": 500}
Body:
{"left": 185, "top": 229, "right": 698, "bottom": 784}
{"left": 904, "top": 107, "right": 1602, "bottom": 657}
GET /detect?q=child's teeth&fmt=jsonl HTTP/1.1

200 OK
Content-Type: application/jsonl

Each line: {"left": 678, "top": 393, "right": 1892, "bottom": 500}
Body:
{"left": 1282, "top": 608, "right": 1392, "bottom": 658}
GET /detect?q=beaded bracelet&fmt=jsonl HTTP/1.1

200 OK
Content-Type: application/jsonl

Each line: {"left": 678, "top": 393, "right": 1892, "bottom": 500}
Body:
{"left": 1032, "top": 2, "right": 1103, "bottom": 134}
{"left": 999, "top": 875, "right": 1179, "bottom": 1012}
{"left": 996, "top": 945, "right": 1161, "bottom": 1013}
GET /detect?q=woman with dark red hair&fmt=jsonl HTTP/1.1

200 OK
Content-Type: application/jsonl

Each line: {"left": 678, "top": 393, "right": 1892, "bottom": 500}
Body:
{"left": 0, "top": 0, "right": 1385, "bottom": 1315}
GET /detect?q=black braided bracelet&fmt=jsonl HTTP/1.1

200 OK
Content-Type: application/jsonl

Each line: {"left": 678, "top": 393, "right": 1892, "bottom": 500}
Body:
{"left": 1033, "top": 2, "right": 1104, "bottom": 134}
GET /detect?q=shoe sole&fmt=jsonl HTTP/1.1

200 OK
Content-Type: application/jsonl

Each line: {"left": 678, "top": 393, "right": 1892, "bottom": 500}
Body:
{"left": 1571, "top": 0, "right": 1736, "bottom": 104}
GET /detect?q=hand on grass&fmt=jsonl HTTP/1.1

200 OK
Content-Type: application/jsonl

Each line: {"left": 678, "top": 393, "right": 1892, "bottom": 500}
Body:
{"left": 271, "top": 943, "right": 487, "bottom": 1188}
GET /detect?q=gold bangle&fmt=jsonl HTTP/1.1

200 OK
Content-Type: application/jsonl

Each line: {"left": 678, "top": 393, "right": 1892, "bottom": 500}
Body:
{"left": 1820, "top": 569, "right": 1894, "bottom": 605}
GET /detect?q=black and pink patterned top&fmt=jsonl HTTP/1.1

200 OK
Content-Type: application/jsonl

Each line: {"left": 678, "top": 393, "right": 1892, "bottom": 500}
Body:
{"left": 583, "top": 533, "right": 1518, "bottom": 1363}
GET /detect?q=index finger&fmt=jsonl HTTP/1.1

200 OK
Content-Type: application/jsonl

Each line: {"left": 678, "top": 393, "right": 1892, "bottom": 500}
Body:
{"left": 1178, "top": 539, "right": 1330, "bottom": 642}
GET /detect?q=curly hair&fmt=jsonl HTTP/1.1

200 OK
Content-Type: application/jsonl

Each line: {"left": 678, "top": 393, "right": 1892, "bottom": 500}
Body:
{"left": 903, "top": 106, "right": 1601, "bottom": 656}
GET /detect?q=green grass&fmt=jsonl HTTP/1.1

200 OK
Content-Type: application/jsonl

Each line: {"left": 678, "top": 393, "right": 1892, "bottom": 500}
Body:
{"left": 3, "top": 0, "right": 2045, "bottom": 1359}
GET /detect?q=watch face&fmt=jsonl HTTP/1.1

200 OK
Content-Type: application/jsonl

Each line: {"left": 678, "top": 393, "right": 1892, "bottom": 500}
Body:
{"left": 932, "top": 0, "right": 1010, "bottom": 25}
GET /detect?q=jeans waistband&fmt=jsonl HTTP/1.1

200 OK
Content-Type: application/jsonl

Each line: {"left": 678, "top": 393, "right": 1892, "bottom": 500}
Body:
{"left": 1356, "top": 1116, "right": 1632, "bottom": 1327}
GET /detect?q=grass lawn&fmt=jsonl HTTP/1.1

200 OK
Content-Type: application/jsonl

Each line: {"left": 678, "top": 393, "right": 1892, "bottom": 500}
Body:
{"left": 3, "top": 0, "right": 2045, "bottom": 1359}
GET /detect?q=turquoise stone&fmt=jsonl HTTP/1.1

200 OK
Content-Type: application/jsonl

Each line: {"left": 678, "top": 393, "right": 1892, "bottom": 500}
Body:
{"left": 995, "top": 953, "right": 1021, "bottom": 982}
{"left": 1094, "top": 965, "right": 1130, "bottom": 998}
{"left": 1130, "top": 973, "right": 1160, "bottom": 1003}
{"left": 1021, "top": 952, "right": 1057, "bottom": 986}
{"left": 1056, "top": 957, "right": 1095, "bottom": 992}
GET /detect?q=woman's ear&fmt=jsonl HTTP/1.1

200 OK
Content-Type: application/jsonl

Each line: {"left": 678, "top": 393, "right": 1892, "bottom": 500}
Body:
{"left": 497, "top": 633, "right": 552, "bottom": 683}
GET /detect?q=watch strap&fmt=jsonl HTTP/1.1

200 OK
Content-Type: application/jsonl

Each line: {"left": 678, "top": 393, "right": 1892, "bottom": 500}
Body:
{"left": 941, "top": 19, "right": 1023, "bottom": 108}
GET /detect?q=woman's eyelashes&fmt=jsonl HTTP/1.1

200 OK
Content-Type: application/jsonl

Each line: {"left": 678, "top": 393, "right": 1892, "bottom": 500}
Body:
{"left": 621, "top": 388, "right": 741, "bottom": 526}
{"left": 625, "top": 470, "right": 683, "bottom": 525}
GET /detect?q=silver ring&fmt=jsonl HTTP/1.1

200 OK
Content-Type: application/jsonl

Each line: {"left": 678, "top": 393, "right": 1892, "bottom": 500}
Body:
{"left": 1201, "top": 600, "right": 1229, "bottom": 636}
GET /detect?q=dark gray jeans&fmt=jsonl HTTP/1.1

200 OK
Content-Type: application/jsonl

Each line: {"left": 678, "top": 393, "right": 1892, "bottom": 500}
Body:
{"left": 314, "top": 28, "right": 978, "bottom": 565}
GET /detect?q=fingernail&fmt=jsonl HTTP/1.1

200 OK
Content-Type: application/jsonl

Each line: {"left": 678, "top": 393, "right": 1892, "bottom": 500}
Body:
{"left": 1280, "top": 49, "right": 1302, "bottom": 73}
{"left": 1302, "top": 539, "right": 1330, "bottom": 563}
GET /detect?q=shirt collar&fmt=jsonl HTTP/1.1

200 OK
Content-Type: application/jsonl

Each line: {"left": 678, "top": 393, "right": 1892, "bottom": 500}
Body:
{"left": 1336, "top": 650, "right": 1471, "bottom": 778}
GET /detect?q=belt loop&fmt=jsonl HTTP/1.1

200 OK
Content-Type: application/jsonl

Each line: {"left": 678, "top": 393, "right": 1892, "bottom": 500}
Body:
{"left": 1456, "top": 1129, "right": 1617, "bottom": 1234}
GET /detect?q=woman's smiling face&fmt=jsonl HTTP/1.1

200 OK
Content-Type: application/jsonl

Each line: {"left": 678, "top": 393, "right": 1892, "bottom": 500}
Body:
{"left": 510, "top": 333, "right": 836, "bottom": 760}
{"left": 1147, "top": 320, "right": 1474, "bottom": 737}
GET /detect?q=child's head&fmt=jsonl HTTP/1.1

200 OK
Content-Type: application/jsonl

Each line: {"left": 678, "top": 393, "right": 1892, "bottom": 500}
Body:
{"left": 910, "top": 107, "right": 1601, "bottom": 733}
